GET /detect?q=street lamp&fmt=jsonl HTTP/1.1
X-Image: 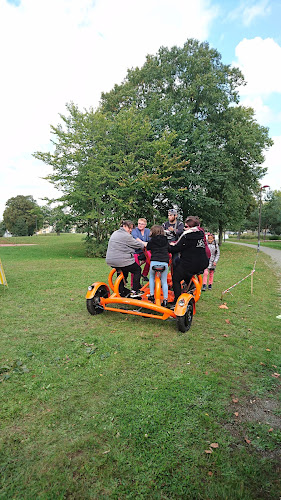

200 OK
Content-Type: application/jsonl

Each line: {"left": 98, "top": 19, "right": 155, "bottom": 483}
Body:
{"left": 257, "top": 185, "right": 270, "bottom": 251}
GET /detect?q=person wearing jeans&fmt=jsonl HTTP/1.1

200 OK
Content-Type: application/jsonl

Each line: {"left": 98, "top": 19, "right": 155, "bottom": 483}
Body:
{"left": 146, "top": 225, "right": 170, "bottom": 307}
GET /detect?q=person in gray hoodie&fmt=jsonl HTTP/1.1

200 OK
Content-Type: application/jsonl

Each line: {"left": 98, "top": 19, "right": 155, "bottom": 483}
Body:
{"left": 106, "top": 220, "right": 146, "bottom": 297}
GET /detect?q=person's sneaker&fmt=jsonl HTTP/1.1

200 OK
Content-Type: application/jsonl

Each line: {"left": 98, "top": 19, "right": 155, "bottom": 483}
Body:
{"left": 147, "top": 294, "right": 155, "bottom": 302}
{"left": 208, "top": 284, "right": 212, "bottom": 290}
{"left": 130, "top": 290, "right": 144, "bottom": 298}
{"left": 202, "top": 284, "right": 207, "bottom": 291}
{"left": 142, "top": 275, "right": 149, "bottom": 282}
{"left": 121, "top": 287, "right": 131, "bottom": 297}
{"left": 162, "top": 299, "right": 168, "bottom": 308}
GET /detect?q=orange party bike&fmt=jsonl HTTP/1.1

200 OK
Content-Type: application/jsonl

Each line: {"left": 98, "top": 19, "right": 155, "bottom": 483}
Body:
{"left": 86, "top": 254, "right": 202, "bottom": 332}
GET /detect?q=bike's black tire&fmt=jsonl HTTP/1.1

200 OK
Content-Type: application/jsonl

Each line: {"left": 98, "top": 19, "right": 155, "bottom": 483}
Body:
{"left": 86, "top": 285, "right": 109, "bottom": 315}
{"left": 176, "top": 300, "right": 194, "bottom": 333}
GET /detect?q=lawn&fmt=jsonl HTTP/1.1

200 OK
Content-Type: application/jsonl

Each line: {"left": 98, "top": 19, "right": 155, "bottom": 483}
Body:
{"left": 0, "top": 234, "right": 280, "bottom": 499}
{"left": 228, "top": 238, "right": 281, "bottom": 251}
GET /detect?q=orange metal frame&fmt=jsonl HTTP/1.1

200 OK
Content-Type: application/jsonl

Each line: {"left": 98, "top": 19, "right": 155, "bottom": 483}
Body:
{"left": 86, "top": 267, "right": 202, "bottom": 321}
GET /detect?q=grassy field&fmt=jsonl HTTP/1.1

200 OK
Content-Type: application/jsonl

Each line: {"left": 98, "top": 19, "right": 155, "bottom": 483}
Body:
{"left": 228, "top": 238, "right": 281, "bottom": 251}
{"left": 0, "top": 234, "right": 280, "bottom": 500}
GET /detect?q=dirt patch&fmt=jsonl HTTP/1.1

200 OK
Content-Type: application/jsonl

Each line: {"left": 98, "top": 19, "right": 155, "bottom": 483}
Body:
{"left": 230, "top": 395, "right": 281, "bottom": 428}
{"left": 223, "top": 391, "right": 281, "bottom": 462}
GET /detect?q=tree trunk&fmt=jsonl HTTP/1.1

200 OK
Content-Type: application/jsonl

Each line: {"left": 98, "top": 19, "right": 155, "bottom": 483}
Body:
{"left": 218, "top": 220, "right": 223, "bottom": 246}
{"left": 238, "top": 229, "right": 241, "bottom": 240}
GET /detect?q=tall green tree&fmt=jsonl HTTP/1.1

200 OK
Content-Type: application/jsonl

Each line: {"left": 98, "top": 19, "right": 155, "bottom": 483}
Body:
{"left": 3, "top": 195, "right": 43, "bottom": 236}
{"left": 263, "top": 190, "right": 281, "bottom": 235}
{"left": 101, "top": 39, "right": 273, "bottom": 242}
{"left": 0, "top": 220, "right": 6, "bottom": 237}
{"left": 34, "top": 103, "right": 186, "bottom": 248}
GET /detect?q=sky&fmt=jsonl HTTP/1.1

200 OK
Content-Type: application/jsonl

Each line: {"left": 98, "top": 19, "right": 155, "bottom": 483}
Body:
{"left": 1, "top": 0, "right": 281, "bottom": 219}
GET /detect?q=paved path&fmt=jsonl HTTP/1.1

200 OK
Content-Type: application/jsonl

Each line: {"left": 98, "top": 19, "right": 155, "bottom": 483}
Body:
{"left": 226, "top": 241, "right": 281, "bottom": 270}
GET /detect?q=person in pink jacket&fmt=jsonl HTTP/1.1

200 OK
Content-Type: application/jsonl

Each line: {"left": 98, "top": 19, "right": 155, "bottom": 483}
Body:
{"left": 202, "top": 233, "right": 220, "bottom": 291}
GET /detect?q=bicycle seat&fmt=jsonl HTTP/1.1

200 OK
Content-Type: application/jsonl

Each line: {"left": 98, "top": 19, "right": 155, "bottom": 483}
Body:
{"left": 152, "top": 265, "right": 166, "bottom": 272}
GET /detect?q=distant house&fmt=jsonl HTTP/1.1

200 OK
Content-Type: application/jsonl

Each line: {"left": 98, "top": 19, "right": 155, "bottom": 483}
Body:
{"left": 36, "top": 225, "right": 54, "bottom": 235}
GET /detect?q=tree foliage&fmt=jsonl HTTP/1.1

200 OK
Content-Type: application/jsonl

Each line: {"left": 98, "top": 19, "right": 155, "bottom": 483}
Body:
{"left": 0, "top": 219, "right": 6, "bottom": 237}
{"left": 34, "top": 104, "right": 186, "bottom": 245}
{"left": 3, "top": 195, "right": 43, "bottom": 236}
{"left": 35, "top": 39, "right": 273, "bottom": 247}
{"left": 101, "top": 39, "right": 273, "bottom": 242}
{"left": 263, "top": 190, "right": 281, "bottom": 235}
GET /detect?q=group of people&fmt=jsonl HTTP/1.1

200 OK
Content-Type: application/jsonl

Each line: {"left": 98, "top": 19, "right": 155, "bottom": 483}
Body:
{"left": 105, "top": 209, "right": 220, "bottom": 306}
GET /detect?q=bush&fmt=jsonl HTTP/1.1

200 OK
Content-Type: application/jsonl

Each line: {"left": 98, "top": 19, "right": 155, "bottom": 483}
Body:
{"left": 84, "top": 236, "right": 108, "bottom": 257}
{"left": 268, "top": 234, "right": 281, "bottom": 240}
{"left": 239, "top": 234, "right": 257, "bottom": 240}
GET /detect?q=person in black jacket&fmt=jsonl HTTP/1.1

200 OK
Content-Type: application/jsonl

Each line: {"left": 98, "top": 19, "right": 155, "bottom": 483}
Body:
{"left": 169, "top": 216, "right": 209, "bottom": 303}
{"left": 146, "top": 225, "right": 170, "bottom": 307}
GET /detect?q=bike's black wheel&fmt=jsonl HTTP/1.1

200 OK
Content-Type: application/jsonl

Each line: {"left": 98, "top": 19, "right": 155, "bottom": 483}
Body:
{"left": 86, "top": 285, "right": 109, "bottom": 315}
{"left": 176, "top": 300, "right": 194, "bottom": 333}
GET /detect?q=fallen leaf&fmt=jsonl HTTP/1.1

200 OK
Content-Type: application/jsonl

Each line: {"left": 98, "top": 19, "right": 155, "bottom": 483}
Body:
{"left": 210, "top": 443, "right": 219, "bottom": 448}
{"left": 208, "top": 471, "right": 213, "bottom": 476}
{"left": 205, "top": 449, "right": 213, "bottom": 454}
{"left": 249, "top": 345, "right": 253, "bottom": 349}
{"left": 266, "top": 348, "right": 271, "bottom": 352}
{"left": 210, "top": 336, "right": 216, "bottom": 340}
{"left": 102, "top": 450, "right": 110, "bottom": 454}
{"left": 232, "top": 398, "right": 239, "bottom": 403}
{"left": 272, "top": 373, "right": 280, "bottom": 378}
{"left": 245, "top": 438, "right": 251, "bottom": 444}
{"left": 219, "top": 304, "right": 228, "bottom": 309}
{"left": 205, "top": 371, "right": 209, "bottom": 375}
{"left": 268, "top": 428, "right": 273, "bottom": 432}
{"left": 225, "top": 319, "right": 231, "bottom": 324}
{"left": 248, "top": 329, "right": 251, "bottom": 332}
{"left": 234, "top": 412, "right": 239, "bottom": 417}
{"left": 260, "top": 362, "right": 265, "bottom": 366}
{"left": 272, "top": 365, "right": 277, "bottom": 368}
{"left": 223, "top": 334, "right": 228, "bottom": 337}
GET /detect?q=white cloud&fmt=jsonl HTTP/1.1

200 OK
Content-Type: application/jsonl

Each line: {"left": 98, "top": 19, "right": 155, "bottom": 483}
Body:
{"left": 0, "top": 0, "right": 218, "bottom": 218}
{"left": 242, "top": 0, "right": 270, "bottom": 26}
{"left": 234, "top": 37, "right": 281, "bottom": 96}
{"left": 239, "top": 96, "right": 275, "bottom": 125}
{"left": 262, "top": 136, "right": 281, "bottom": 191}
{"left": 228, "top": 0, "right": 271, "bottom": 26}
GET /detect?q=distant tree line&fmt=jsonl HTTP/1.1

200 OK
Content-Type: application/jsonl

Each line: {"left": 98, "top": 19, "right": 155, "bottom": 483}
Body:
{"left": 1, "top": 195, "right": 73, "bottom": 236}
{"left": 1, "top": 190, "right": 280, "bottom": 243}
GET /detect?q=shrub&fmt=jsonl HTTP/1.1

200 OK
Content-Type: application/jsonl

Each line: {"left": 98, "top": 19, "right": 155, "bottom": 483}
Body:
{"left": 84, "top": 236, "right": 108, "bottom": 257}
{"left": 268, "top": 234, "right": 281, "bottom": 240}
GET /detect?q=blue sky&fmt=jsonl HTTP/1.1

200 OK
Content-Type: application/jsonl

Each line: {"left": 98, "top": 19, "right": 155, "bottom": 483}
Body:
{"left": 0, "top": 0, "right": 280, "bottom": 218}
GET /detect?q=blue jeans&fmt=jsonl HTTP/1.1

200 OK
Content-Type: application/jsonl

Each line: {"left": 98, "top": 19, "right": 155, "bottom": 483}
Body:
{"left": 149, "top": 261, "right": 168, "bottom": 299}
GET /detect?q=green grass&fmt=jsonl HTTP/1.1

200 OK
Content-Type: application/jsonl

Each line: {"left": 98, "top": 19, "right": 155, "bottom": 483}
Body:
{"left": 228, "top": 237, "right": 281, "bottom": 250}
{"left": 0, "top": 234, "right": 280, "bottom": 499}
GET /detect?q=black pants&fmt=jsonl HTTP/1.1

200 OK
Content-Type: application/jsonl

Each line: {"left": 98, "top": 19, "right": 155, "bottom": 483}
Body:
{"left": 117, "top": 262, "right": 141, "bottom": 294}
{"left": 172, "top": 263, "right": 194, "bottom": 302}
